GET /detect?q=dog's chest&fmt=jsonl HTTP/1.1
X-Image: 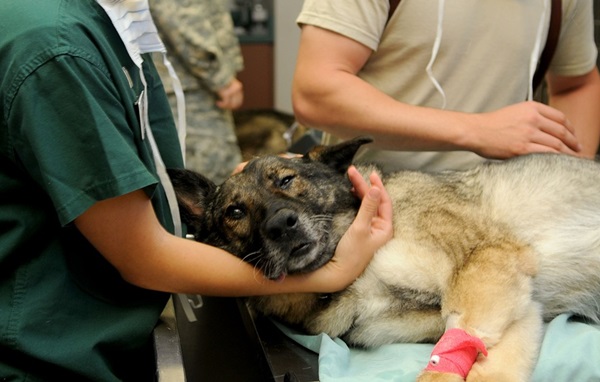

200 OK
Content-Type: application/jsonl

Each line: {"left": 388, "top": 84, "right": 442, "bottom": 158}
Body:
{"left": 351, "top": 238, "right": 450, "bottom": 308}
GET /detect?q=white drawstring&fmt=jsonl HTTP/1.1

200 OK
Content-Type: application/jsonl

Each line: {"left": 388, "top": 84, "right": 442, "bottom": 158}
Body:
{"left": 137, "top": 69, "right": 148, "bottom": 140}
{"left": 162, "top": 53, "right": 187, "bottom": 164}
{"left": 426, "top": 0, "right": 447, "bottom": 110}
{"left": 426, "top": 0, "right": 547, "bottom": 106}
{"left": 527, "top": 0, "right": 550, "bottom": 100}
{"left": 137, "top": 67, "right": 183, "bottom": 238}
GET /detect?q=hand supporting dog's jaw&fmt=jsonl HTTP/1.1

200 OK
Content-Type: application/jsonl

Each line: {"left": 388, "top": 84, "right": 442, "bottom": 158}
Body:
{"left": 255, "top": 168, "right": 391, "bottom": 289}
{"left": 301, "top": 170, "right": 392, "bottom": 293}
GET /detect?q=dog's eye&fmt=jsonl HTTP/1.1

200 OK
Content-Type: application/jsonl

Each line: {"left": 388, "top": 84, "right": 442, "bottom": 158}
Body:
{"left": 278, "top": 175, "right": 294, "bottom": 190}
{"left": 225, "top": 205, "right": 246, "bottom": 220}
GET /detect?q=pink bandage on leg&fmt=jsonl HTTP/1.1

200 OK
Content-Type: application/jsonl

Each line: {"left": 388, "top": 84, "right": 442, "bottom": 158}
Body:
{"left": 424, "top": 328, "right": 488, "bottom": 379}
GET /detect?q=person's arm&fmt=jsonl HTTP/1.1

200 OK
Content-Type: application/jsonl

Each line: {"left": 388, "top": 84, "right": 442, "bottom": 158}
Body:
{"left": 292, "top": 25, "right": 581, "bottom": 159}
{"left": 546, "top": 67, "right": 600, "bottom": 158}
{"left": 74, "top": 167, "right": 392, "bottom": 297}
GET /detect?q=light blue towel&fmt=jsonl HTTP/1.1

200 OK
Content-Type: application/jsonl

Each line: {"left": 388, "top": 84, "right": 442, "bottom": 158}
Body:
{"left": 276, "top": 314, "right": 600, "bottom": 381}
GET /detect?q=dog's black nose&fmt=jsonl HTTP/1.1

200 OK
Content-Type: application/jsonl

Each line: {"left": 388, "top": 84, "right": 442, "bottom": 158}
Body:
{"left": 265, "top": 208, "right": 298, "bottom": 240}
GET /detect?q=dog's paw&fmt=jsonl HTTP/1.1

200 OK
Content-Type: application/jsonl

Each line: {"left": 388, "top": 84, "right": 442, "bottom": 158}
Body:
{"left": 466, "top": 363, "right": 525, "bottom": 382}
{"left": 417, "top": 371, "right": 465, "bottom": 382}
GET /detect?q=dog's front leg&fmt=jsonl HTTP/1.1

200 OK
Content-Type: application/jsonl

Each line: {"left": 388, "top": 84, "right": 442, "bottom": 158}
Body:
{"left": 466, "top": 302, "right": 542, "bottom": 382}
{"left": 418, "top": 243, "right": 541, "bottom": 382}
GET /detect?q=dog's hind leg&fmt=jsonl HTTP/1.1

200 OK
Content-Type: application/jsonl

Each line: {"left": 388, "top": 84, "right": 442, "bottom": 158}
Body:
{"left": 418, "top": 242, "right": 541, "bottom": 382}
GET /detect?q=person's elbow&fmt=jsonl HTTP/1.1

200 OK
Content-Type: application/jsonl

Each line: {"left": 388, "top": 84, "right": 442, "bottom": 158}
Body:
{"left": 292, "top": 83, "right": 314, "bottom": 127}
{"left": 292, "top": 77, "right": 331, "bottom": 128}
{"left": 547, "top": 67, "right": 600, "bottom": 96}
{"left": 118, "top": 266, "right": 152, "bottom": 290}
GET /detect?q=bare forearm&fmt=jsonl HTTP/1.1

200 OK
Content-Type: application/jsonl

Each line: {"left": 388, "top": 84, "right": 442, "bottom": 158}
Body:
{"left": 293, "top": 69, "right": 471, "bottom": 152}
{"left": 548, "top": 68, "right": 600, "bottom": 158}
{"left": 128, "top": 230, "right": 346, "bottom": 297}
{"left": 128, "top": 232, "right": 281, "bottom": 296}
{"left": 76, "top": 191, "right": 331, "bottom": 296}
{"left": 293, "top": 70, "right": 582, "bottom": 159}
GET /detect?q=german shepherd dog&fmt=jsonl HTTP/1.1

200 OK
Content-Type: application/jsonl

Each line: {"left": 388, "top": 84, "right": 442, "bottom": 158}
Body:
{"left": 169, "top": 137, "right": 600, "bottom": 381}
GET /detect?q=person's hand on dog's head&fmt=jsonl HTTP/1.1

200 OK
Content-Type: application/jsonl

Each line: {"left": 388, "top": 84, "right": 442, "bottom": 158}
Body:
{"left": 311, "top": 166, "right": 393, "bottom": 292}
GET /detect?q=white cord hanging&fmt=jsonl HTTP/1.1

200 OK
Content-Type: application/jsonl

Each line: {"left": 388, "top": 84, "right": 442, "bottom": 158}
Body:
{"left": 426, "top": 0, "right": 447, "bottom": 110}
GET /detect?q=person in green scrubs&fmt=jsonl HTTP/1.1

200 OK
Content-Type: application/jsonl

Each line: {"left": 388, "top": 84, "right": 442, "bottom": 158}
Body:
{"left": 0, "top": 1, "right": 393, "bottom": 380}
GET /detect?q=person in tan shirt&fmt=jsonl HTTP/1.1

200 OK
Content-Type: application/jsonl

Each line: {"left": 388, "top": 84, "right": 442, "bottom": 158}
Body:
{"left": 294, "top": 0, "right": 600, "bottom": 172}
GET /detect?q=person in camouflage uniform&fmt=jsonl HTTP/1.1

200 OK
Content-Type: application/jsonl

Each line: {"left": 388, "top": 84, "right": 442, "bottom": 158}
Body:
{"left": 150, "top": 0, "right": 244, "bottom": 184}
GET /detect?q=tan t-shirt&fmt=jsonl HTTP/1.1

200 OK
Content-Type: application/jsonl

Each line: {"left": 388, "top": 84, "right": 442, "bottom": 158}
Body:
{"left": 297, "top": 0, "right": 598, "bottom": 172}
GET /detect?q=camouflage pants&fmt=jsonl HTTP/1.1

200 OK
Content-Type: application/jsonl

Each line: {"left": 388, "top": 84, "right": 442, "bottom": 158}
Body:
{"left": 168, "top": 90, "right": 242, "bottom": 184}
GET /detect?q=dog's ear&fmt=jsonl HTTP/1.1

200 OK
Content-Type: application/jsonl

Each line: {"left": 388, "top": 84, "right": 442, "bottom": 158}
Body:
{"left": 305, "top": 136, "right": 373, "bottom": 173}
{"left": 167, "top": 168, "right": 216, "bottom": 231}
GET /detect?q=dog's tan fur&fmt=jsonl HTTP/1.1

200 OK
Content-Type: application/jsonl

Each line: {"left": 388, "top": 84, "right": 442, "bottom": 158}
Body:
{"left": 169, "top": 137, "right": 600, "bottom": 381}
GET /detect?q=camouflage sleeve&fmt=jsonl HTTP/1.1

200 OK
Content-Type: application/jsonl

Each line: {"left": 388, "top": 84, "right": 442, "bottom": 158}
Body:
{"left": 150, "top": 0, "right": 244, "bottom": 92}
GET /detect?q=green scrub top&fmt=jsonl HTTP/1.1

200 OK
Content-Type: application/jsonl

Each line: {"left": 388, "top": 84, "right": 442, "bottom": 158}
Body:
{"left": 0, "top": 0, "right": 185, "bottom": 380}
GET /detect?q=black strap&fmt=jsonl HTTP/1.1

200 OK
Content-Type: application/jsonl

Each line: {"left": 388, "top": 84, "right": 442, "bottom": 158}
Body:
{"left": 532, "top": 0, "right": 562, "bottom": 91}
{"left": 387, "top": 0, "right": 562, "bottom": 91}
{"left": 387, "top": 0, "right": 401, "bottom": 24}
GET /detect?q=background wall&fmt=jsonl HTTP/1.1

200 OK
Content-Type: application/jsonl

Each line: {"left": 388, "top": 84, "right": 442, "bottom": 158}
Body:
{"left": 230, "top": 0, "right": 275, "bottom": 111}
{"left": 230, "top": 0, "right": 301, "bottom": 114}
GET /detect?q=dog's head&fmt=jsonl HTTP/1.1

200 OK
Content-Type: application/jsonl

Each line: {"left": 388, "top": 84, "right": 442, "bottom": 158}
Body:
{"left": 169, "top": 137, "right": 372, "bottom": 280}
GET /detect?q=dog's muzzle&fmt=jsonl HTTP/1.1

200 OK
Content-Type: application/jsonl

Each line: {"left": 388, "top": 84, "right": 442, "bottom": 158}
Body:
{"left": 265, "top": 208, "right": 299, "bottom": 240}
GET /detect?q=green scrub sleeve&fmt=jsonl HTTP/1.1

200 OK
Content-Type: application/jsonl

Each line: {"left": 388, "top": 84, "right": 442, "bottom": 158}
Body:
{"left": 7, "top": 54, "right": 160, "bottom": 226}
